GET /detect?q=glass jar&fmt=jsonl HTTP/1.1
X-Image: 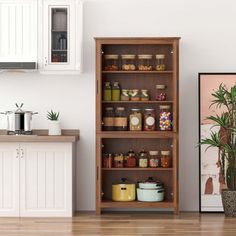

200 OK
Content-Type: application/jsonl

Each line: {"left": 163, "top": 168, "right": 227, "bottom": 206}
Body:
{"left": 121, "top": 54, "right": 136, "bottom": 71}
{"left": 103, "top": 82, "right": 112, "bottom": 101}
{"left": 159, "top": 105, "right": 172, "bottom": 131}
{"left": 121, "top": 89, "right": 130, "bottom": 101}
{"left": 144, "top": 108, "right": 155, "bottom": 131}
{"left": 130, "top": 89, "right": 140, "bottom": 101}
{"left": 155, "top": 54, "right": 166, "bottom": 71}
{"left": 156, "top": 85, "right": 167, "bottom": 101}
{"left": 161, "top": 151, "right": 172, "bottom": 168}
{"left": 129, "top": 108, "right": 142, "bottom": 131}
{"left": 141, "top": 89, "right": 149, "bottom": 101}
{"left": 102, "top": 153, "right": 113, "bottom": 168}
{"left": 114, "top": 107, "right": 128, "bottom": 131}
{"left": 103, "top": 107, "right": 115, "bottom": 131}
{"left": 104, "top": 54, "right": 119, "bottom": 71}
{"left": 125, "top": 149, "right": 137, "bottom": 168}
{"left": 138, "top": 149, "right": 148, "bottom": 168}
{"left": 138, "top": 54, "right": 153, "bottom": 71}
{"left": 149, "top": 151, "right": 160, "bottom": 168}
{"left": 112, "top": 82, "right": 120, "bottom": 101}
{"left": 113, "top": 153, "right": 124, "bottom": 168}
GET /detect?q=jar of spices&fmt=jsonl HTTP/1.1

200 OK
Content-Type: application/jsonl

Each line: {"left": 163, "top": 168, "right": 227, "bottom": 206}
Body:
{"left": 114, "top": 107, "right": 128, "bottom": 131}
{"left": 104, "top": 54, "right": 119, "bottom": 71}
{"left": 130, "top": 89, "right": 140, "bottom": 101}
{"left": 103, "top": 107, "right": 115, "bottom": 131}
{"left": 155, "top": 54, "right": 166, "bottom": 71}
{"left": 121, "top": 89, "right": 130, "bottom": 101}
{"left": 159, "top": 105, "right": 172, "bottom": 131}
{"left": 161, "top": 151, "right": 172, "bottom": 168}
{"left": 149, "top": 151, "right": 160, "bottom": 168}
{"left": 141, "top": 89, "right": 149, "bottom": 101}
{"left": 144, "top": 108, "right": 155, "bottom": 131}
{"left": 112, "top": 82, "right": 120, "bottom": 101}
{"left": 103, "top": 82, "right": 112, "bottom": 101}
{"left": 138, "top": 54, "right": 153, "bottom": 71}
{"left": 129, "top": 109, "right": 142, "bottom": 131}
{"left": 156, "top": 85, "right": 167, "bottom": 101}
{"left": 138, "top": 149, "right": 148, "bottom": 168}
{"left": 113, "top": 153, "right": 124, "bottom": 168}
{"left": 125, "top": 149, "right": 137, "bottom": 168}
{"left": 121, "top": 54, "right": 136, "bottom": 71}
{"left": 102, "top": 153, "right": 113, "bottom": 168}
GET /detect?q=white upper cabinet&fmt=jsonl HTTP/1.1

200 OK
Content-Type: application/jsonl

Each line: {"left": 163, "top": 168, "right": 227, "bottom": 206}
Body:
{"left": 0, "top": 0, "right": 38, "bottom": 62}
{"left": 38, "top": 0, "right": 83, "bottom": 73}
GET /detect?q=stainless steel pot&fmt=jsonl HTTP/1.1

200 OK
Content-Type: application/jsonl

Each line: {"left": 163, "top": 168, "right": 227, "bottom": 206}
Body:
{"left": 1, "top": 103, "right": 38, "bottom": 134}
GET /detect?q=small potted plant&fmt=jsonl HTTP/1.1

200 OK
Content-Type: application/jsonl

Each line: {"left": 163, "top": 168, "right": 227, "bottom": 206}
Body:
{"left": 200, "top": 84, "right": 236, "bottom": 216}
{"left": 47, "top": 110, "right": 61, "bottom": 135}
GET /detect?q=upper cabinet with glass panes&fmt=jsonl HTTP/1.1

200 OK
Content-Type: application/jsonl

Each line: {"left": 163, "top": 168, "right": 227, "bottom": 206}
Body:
{"left": 38, "top": 0, "right": 83, "bottom": 74}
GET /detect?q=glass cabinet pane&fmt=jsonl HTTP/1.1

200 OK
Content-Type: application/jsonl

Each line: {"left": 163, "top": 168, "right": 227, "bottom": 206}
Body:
{"left": 51, "top": 8, "right": 68, "bottom": 63}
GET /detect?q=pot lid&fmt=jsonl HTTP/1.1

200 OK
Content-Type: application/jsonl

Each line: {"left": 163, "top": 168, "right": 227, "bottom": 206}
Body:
{"left": 139, "top": 177, "right": 162, "bottom": 185}
{"left": 113, "top": 178, "right": 135, "bottom": 185}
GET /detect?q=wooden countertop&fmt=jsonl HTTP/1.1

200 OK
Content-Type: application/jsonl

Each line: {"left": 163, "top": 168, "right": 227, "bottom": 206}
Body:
{"left": 0, "top": 129, "right": 79, "bottom": 142}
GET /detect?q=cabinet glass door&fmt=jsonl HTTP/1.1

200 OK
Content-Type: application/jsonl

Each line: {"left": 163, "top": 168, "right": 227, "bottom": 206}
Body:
{"left": 50, "top": 7, "right": 68, "bottom": 64}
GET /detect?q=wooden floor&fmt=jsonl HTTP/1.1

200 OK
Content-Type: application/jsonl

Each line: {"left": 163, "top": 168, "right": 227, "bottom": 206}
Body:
{"left": 0, "top": 212, "right": 236, "bottom": 236}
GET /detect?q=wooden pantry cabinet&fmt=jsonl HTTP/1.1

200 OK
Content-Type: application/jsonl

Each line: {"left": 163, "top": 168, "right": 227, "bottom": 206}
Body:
{"left": 95, "top": 37, "right": 180, "bottom": 214}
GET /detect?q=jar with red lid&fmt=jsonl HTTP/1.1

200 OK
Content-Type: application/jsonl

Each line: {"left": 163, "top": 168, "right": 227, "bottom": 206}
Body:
{"left": 144, "top": 108, "right": 155, "bottom": 131}
{"left": 125, "top": 149, "right": 137, "bottom": 168}
{"left": 156, "top": 85, "right": 167, "bottom": 101}
{"left": 102, "top": 153, "right": 113, "bottom": 168}
{"left": 161, "top": 151, "right": 172, "bottom": 168}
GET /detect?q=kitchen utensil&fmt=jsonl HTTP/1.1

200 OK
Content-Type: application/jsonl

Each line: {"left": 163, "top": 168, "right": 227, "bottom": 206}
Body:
{"left": 112, "top": 178, "right": 136, "bottom": 201}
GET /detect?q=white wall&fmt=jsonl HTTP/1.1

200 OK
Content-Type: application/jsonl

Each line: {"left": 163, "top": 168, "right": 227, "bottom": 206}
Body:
{"left": 1, "top": 0, "right": 236, "bottom": 211}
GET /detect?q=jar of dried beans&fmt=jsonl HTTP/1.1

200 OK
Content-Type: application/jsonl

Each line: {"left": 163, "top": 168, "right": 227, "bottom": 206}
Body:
{"left": 104, "top": 54, "right": 119, "bottom": 71}
{"left": 144, "top": 108, "right": 155, "bottom": 131}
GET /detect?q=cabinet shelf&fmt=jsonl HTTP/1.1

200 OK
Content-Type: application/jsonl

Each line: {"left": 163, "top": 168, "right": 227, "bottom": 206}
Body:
{"left": 102, "top": 100, "right": 173, "bottom": 104}
{"left": 101, "top": 200, "right": 174, "bottom": 209}
{"left": 102, "top": 70, "right": 173, "bottom": 74}
{"left": 102, "top": 168, "right": 173, "bottom": 171}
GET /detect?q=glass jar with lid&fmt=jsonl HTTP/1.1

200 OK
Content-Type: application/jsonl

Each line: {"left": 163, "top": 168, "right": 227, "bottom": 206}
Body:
{"left": 104, "top": 54, "right": 119, "bottom": 71}
{"left": 102, "top": 153, "right": 113, "bottom": 168}
{"left": 141, "top": 89, "right": 149, "bottom": 101}
{"left": 125, "top": 149, "right": 137, "bottom": 168}
{"left": 113, "top": 153, "right": 124, "bottom": 168}
{"left": 149, "top": 151, "right": 160, "bottom": 168}
{"left": 103, "top": 107, "right": 115, "bottom": 131}
{"left": 144, "top": 108, "right": 155, "bottom": 131}
{"left": 138, "top": 149, "right": 148, "bottom": 168}
{"left": 130, "top": 89, "right": 140, "bottom": 101}
{"left": 121, "top": 54, "right": 136, "bottom": 71}
{"left": 121, "top": 89, "right": 130, "bottom": 101}
{"left": 155, "top": 54, "right": 166, "bottom": 71}
{"left": 112, "top": 82, "right": 120, "bottom": 101}
{"left": 103, "top": 82, "right": 112, "bottom": 101}
{"left": 161, "top": 151, "right": 172, "bottom": 168}
{"left": 114, "top": 107, "right": 127, "bottom": 131}
{"left": 129, "top": 108, "right": 142, "bottom": 131}
{"left": 159, "top": 105, "right": 172, "bottom": 131}
{"left": 155, "top": 85, "right": 167, "bottom": 101}
{"left": 138, "top": 54, "right": 153, "bottom": 71}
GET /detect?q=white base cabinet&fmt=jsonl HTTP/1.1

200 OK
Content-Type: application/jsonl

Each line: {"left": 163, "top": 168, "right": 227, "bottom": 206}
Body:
{"left": 0, "top": 142, "right": 75, "bottom": 217}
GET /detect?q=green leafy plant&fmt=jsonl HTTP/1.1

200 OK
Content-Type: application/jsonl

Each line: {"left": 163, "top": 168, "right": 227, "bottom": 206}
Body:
{"left": 47, "top": 110, "right": 60, "bottom": 121}
{"left": 201, "top": 84, "right": 236, "bottom": 190}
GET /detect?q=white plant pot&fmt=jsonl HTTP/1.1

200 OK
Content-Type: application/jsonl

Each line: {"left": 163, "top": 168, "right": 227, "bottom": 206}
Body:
{"left": 48, "top": 121, "right": 61, "bottom": 135}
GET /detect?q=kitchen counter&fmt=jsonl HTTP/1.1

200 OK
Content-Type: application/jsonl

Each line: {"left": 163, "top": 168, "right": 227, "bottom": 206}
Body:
{"left": 0, "top": 129, "right": 79, "bottom": 142}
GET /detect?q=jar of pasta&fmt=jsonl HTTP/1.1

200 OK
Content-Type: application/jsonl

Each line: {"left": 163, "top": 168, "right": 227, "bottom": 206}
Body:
{"left": 161, "top": 151, "right": 172, "bottom": 168}
{"left": 104, "top": 54, "right": 119, "bottom": 71}
{"left": 159, "top": 105, "right": 172, "bottom": 131}
{"left": 138, "top": 149, "right": 148, "bottom": 168}
{"left": 103, "top": 107, "right": 115, "bottom": 131}
{"left": 114, "top": 107, "right": 128, "bottom": 131}
{"left": 144, "top": 108, "right": 155, "bottom": 131}
{"left": 129, "top": 109, "right": 142, "bottom": 131}
{"left": 121, "top": 54, "right": 136, "bottom": 71}
{"left": 138, "top": 54, "right": 153, "bottom": 71}
{"left": 155, "top": 54, "right": 166, "bottom": 71}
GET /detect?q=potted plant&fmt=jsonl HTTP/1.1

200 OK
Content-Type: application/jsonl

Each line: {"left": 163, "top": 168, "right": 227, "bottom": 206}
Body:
{"left": 47, "top": 110, "right": 61, "bottom": 135}
{"left": 201, "top": 84, "right": 236, "bottom": 216}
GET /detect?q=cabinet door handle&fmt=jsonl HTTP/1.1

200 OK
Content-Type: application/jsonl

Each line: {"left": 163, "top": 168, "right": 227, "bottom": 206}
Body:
{"left": 16, "top": 149, "right": 19, "bottom": 158}
{"left": 45, "top": 57, "right": 48, "bottom": 66}
{"left": 20, "top": 149, "right": 24, "bottom": 158}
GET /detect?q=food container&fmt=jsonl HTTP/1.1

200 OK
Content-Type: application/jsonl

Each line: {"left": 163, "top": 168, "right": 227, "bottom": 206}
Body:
{"left": 141, "top": 89, "right": 149, "bottom": 101}
{"left": 138, "top": 149, "right": 148, "bottom": 168}
{"left": 149, "top": 151, "right": 160, "bottom": 167}
{"left": 130, "top": 89, "right": 140, "bottom": 101}
{"left": 124, "top": 149, "right": 136, "bottom": 168}
{"left": 144, "top": 108, "right": 155, "bottom": 131}
{"left": 155, "top": 54, "right": 166, "bottom": 71}
{"left": 159, "top": 105, "right": 172, "bottom": 131}
{"left": 102, "top": 107, "right": 114, "bottom": 131}
{"left": 103, "top": 82, "right": 112, "bottom": 101}
{"left": 121, "top": 54, "right": 136, "bottom": 71}
{"left": 113, "top": 153, "right": 124, "bottom": 168}
{"left": 104, "top": 54, "right": 119, "bottom": 71}
{"left": 102, "top": 153, "right": 113, "bottom": 168}
{"left": 155, "top": 85, "right": 167, "bottom": 101}
{"left": 138, "top": 54, "right": 153, "bottom": 71}
{"left": 121, "top": 89, "right": 130, "bottom": 101}
{"left": 129, "top": 108, "right": 142, "bottom": 131}
{"left": 112, "top": 178, "right": 136, "bottom": 201}
{"left": 114, "top": 107, "right": 127, "bottom": 131}
{"left": 112, "top": 82, "right": 120, "bottom": 101}
{"left": 137, "top": 188, "right": 165, "bottom": 202}
{"left": 161, "top": 150, "right": 172, "bottom": 168}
